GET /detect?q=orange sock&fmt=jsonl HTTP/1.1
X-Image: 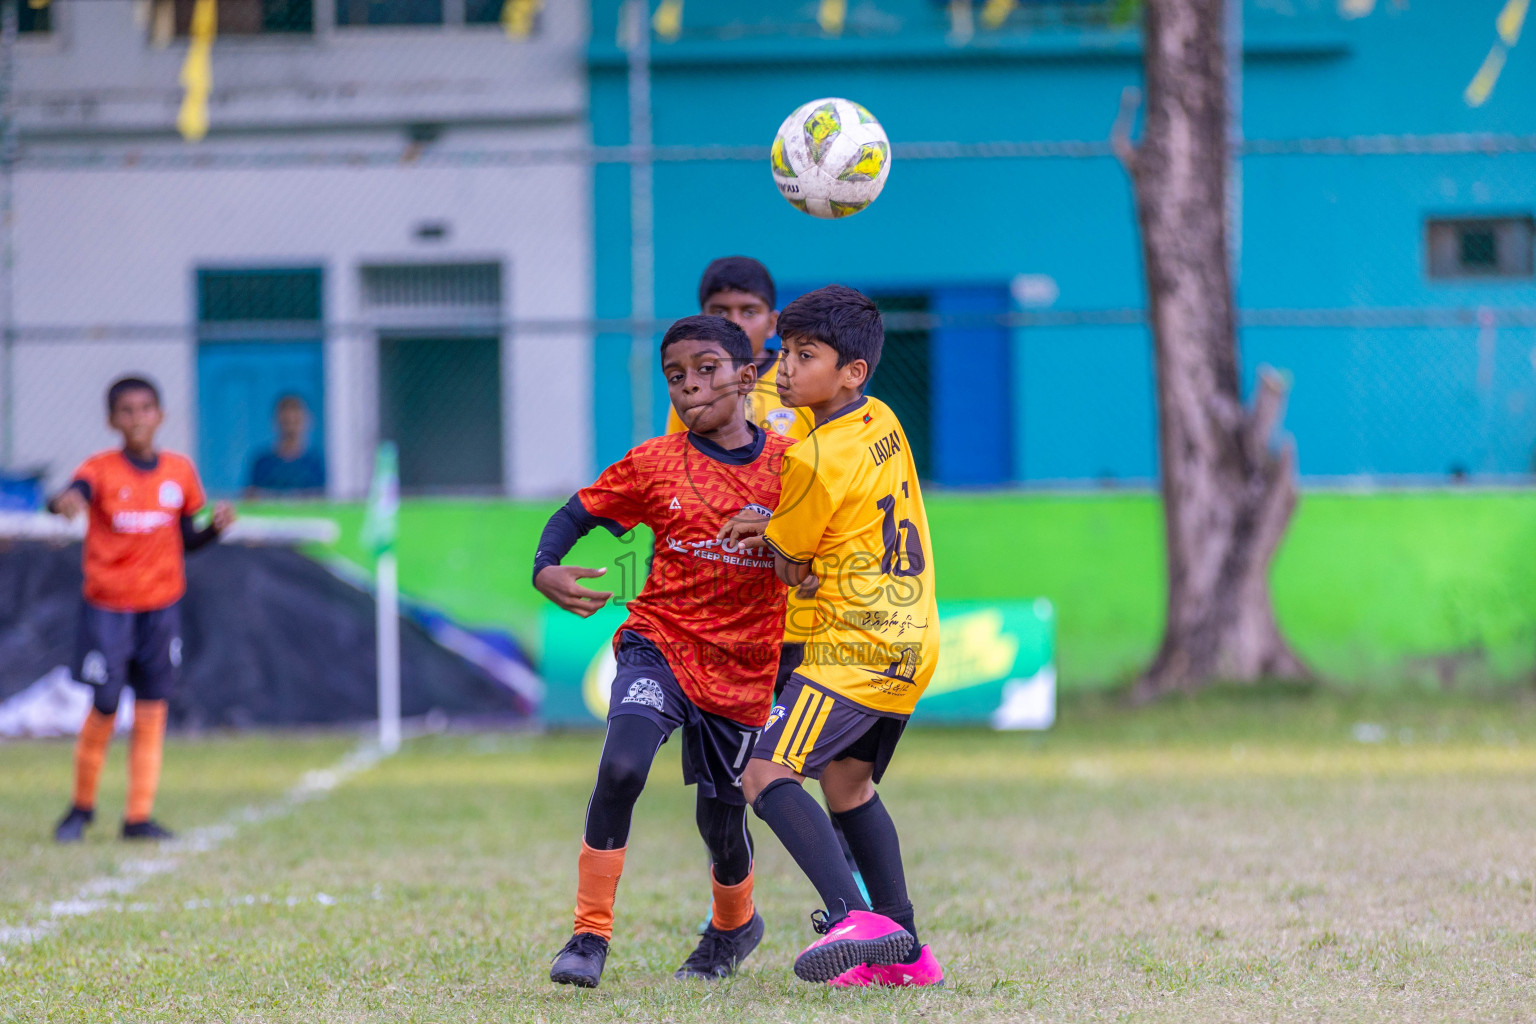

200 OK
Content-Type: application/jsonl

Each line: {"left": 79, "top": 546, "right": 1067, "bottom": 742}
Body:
{"left": 710, "top": 867, "right": 755, "bottom": 932}
{"left": 72, "top": 708, "right": 115, "bottom": 811}
{"left": 125, "top": 700, "right": 168, "bottom": 824}
{"left": 573, "top": 840, "right": 627, "bottom": 940}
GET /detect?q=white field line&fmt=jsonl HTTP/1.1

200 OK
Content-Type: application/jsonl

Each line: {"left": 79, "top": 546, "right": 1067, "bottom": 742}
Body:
{"left": 42, "top": 886, "right": 383, "bottom": 920}
{"left": 0, "top": 743, "right": 385, "bottom": 949}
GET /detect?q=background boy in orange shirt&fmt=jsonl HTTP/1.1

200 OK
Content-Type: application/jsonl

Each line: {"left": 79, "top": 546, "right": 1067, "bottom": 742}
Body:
{"left": 51, "top": 376, "right": 234, "bottom": 843}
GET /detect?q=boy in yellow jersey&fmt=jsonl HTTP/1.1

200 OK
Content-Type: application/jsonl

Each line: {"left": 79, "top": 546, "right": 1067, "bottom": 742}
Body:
{"left": 720, "top": 285, "right": 944, "bottom": 987}
{"left": 674, "top": 258, "right": 869, "bottom": 928}
{"left": 666, "top": 257, "right": 812, "bottom": 441}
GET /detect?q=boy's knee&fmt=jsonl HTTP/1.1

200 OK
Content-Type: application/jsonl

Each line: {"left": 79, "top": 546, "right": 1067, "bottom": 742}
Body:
{"left": 740, "top": 761, "right": 771, "bottom": 806}
{"left": 595, "top": 753, "right": 649, "bottom": 803}
{"left": 742, "top": 758, "right": 798, "bottom": 807}
{"left": 820, "top": 759, "right": 876, "bottom": 813}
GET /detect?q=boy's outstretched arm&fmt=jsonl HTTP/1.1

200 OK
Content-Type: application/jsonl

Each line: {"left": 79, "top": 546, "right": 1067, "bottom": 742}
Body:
{"left": 718, "top": 512, "right": 817, "bottom": 595}
{"left": 533, "top": 497, "right": 617, "bottom": 618}
{"left": 771, "top": 551, "right": 814, "bottom": 589}
{"left": 47, "top": 481, "right": 89, "bottom": 519}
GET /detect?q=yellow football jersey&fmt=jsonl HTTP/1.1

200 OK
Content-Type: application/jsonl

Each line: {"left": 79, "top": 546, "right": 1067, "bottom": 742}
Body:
{"left": 763, "top": 396, "right": 938, "bottom": 716}
{"left": 665, "top": 356, "right": 814, "bottom": 441}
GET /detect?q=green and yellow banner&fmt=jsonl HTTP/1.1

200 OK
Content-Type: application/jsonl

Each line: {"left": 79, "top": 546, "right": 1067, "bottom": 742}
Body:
{"left": 539, "top": 599, "right": 1055, "bottom": 729}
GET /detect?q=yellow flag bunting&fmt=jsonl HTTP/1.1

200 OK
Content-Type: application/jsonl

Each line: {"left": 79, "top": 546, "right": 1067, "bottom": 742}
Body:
{"left": 176, "top": 0, "right": 216, "bottom": 142}
{"left": 1466, "top": 0, "right": 1528, "bottom": 106}
{"left": 652, "top": 0, "right": 681, "bottom": 41}
{"left": 501, "top": 0, "right": 541, "bottom": 39}
{"left": 818, "top": 0, "right": 845, "bottom": 35}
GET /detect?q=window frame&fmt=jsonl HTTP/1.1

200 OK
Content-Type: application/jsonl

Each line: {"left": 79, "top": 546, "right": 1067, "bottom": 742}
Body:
{"left": 17, "top": 0, "right": 52, "bottom": 34}
{"left": 333, "top": 0, "right": 447, "bottom": 29}
{"left": 166, "top": 0, "right": 317, "bottom": 37}
{"left": 1425, "top": 215, "right": 1536, "bottom": 282}
{"left": 329, "top": 0, "right": 537, "bottom": 31}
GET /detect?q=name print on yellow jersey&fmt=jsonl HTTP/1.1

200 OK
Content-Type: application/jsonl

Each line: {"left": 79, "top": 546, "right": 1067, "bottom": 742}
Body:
{"left": 867, "top": 429, "right": 902, "bottom": 466}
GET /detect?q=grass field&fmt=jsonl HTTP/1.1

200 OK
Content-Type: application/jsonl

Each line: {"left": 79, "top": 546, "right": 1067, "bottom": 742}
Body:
{"left": 7, "top": 691, "right": 1536, "bottom": 1022}
{"left": 258, "top": 489, "right": 1536, "bottom": 688}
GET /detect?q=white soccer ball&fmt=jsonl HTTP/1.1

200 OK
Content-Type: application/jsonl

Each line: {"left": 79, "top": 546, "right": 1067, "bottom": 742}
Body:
{"left": 770, "top": 97, "right": 891, "bottom": 219}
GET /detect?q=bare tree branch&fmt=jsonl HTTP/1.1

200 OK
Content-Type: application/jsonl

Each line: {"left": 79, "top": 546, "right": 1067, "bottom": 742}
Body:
{"left": 1244, "top": 367, "right": 1289, "bottom": 467}
{"left": 1111, "top": 85, "right": 1141, "bottom": 171}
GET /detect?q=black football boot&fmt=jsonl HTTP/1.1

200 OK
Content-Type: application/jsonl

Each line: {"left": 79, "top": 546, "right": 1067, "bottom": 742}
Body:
{"left": 550, "top": 932, "right": 610, "bottom": 988}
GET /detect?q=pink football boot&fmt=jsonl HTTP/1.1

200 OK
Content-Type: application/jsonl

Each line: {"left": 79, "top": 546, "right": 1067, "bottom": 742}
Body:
{"left": 828, "top": 944, "right": 945, "bottom": 988}
{"left": 792, "top": 909, "right": 914, "bottom": 983}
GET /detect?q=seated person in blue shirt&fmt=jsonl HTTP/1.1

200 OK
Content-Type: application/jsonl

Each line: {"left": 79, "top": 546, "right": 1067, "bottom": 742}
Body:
{"left": 246, "top": 394, "right": 325, "bottom": 496}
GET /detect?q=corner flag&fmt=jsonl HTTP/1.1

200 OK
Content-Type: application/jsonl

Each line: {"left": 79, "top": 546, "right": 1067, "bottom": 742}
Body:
{"left": 362, "top": 442, "right": 398, "bottom": 558}
{"left": 364, "top": 443, "right": 401, "bottom": 753}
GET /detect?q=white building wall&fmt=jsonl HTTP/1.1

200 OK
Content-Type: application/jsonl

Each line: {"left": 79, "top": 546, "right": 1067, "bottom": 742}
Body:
{"left": 9, "top": 0, "right": 593, "bottom": 498}
{"left": 11, "top": 337, "right": 195, "bottom": 475}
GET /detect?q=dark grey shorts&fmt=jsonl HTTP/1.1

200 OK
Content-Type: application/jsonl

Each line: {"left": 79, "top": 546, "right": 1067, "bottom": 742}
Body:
{"left": 608, "top": 630, "right": 763, "bottom": 806}
{"left": 74, "top": 600, "right": 182, "bottom": 713}
{"left": 751, "top": 673, "right": 908, "bottom": 783}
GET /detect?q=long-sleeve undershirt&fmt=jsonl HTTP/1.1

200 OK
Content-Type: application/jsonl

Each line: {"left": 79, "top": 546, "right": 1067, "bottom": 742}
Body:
{"left": 532, "top": 496, "right": 624, "bottom": 585}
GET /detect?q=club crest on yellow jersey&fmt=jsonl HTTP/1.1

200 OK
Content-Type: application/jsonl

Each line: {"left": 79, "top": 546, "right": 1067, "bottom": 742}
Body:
{"left": 764, "top": 408, "right": 799, "bottom": 435}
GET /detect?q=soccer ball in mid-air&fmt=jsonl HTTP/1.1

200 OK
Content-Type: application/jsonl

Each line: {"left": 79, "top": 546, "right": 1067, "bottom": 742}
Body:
{"left": 770, "top": 97, "right": 891, "bottom": 219}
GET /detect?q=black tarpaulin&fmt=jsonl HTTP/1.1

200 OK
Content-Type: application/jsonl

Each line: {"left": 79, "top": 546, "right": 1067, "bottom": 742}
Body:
{"left": 0, "top": 540, "right": 526, "bottom": 728}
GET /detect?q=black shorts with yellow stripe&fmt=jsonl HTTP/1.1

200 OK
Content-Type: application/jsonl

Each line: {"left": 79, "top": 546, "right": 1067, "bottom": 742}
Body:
{"left": 750, "top": 672, "right": 907, "bottom": 783}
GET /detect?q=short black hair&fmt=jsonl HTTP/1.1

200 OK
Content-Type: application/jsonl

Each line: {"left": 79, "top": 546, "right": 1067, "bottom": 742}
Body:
{"left": 697, "top": 256, "right": 776, "bottom": 310}
{"left": 660, "top": 314, "right": 754, "bottom": 366}
{"left": 776, "top": 285, "right": 883, "bottom": 386}
{"left": 106, "top": 376, "right": 160, "bottom": 415}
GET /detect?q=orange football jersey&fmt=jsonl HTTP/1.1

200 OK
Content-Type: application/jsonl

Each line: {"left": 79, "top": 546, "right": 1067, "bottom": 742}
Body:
{"left": 577, "top": 429, "right": 793, "bottom": 726}
{"left": 73, "top": 450, "right": 206, "bottom": 612}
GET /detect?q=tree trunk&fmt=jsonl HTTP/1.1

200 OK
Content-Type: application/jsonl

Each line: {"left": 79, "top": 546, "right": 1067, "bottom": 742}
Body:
{"left": 1122, "top": 0, "right": 1311, "bottom": 700}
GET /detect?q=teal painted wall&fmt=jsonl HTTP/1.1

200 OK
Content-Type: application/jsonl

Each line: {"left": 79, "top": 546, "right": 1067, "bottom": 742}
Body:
{"left": 589, "top": 0, "right": 1536, "bottom": 483}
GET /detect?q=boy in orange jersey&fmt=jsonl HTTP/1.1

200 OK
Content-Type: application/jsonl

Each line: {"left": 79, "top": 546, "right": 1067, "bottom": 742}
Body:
{"left": 670, "top": 258, "right": 867, "bottom": 920}
{"left": 51, "top": 377, "right": 235, "bottom": 843}
{"left": 534, "top": 316, "right": 794, "bottom": 987}
{"left": 665, "top": 256, "right": 812, "bottom": 441}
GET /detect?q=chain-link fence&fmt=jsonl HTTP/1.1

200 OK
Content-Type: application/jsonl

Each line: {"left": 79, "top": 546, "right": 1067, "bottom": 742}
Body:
{"left": 3, "top": 0, "right": 1535, "bottom": 502}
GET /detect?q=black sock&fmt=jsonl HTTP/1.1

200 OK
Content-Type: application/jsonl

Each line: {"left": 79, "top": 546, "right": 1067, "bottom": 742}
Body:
{"left": 696, "top": 792, "right": 753, "bottom": 887}
{"left": 831, "top": 816, "right": 860, "bottom": 873}
{"left": 832, "top": 793, "right": 920, "bottom": 962}
{"left": 583, "top": 716, "right": 666, "bottom": 850}
{"left": 752, "top": 778, "right": 869, "bottom": 919}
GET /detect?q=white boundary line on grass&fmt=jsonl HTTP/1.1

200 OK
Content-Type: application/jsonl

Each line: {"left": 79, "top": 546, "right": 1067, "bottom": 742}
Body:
{"left": 33, "top": 886, "right": 384, "bottom": 922}
{"left": 0, "top": 743, "right": 386, "bottom": 949}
